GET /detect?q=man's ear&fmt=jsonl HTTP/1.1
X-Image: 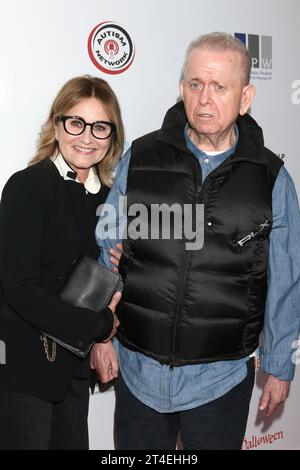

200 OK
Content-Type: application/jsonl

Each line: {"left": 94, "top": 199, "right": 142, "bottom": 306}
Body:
{"left": 240, "top": 84, "right": 256, "bottom": 115}
{"left": 179, "top": 80, "right": 185, "bottom": 101}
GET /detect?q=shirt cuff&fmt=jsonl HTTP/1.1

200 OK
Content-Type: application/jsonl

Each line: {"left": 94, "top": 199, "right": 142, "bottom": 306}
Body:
{"left": 260, "top": 349, "right": 296, "bottom": 381}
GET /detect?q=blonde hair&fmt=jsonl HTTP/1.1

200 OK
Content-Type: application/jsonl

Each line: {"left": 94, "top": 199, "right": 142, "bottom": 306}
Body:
{"left": 182, "top": 32, "right": 252, "bottom": 86}
{"left": 30, "top": 75, "right": 125, "bottom": 187}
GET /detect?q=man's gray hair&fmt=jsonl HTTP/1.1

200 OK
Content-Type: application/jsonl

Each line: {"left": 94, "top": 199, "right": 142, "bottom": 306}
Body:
{"left": 181, "top": 32, "right": 252, "bottom": 85}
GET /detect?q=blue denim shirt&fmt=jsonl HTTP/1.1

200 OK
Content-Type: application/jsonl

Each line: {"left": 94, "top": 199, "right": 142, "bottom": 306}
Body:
{"left": 95, "top": 127, "right": 300, "bottom": 413}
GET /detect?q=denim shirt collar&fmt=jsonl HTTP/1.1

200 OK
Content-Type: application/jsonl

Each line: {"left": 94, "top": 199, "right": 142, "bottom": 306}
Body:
{"left": 184, "top": 123, "right": 239, "bottom": 164}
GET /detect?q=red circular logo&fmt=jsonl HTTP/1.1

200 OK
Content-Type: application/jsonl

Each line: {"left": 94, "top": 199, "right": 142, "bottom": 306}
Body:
{"left": 88, "top": 21, "right": 135, "bottom": 75}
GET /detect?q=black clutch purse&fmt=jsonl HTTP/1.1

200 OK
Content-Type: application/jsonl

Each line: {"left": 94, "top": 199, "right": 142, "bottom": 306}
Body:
{"left": 41, "top": 256, "right": 123, "bottom": 359}
{"left": 59, "top": 256, "right": 123, "bottom": 312}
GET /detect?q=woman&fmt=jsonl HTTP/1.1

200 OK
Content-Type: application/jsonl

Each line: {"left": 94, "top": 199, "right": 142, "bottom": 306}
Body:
{"left": 0, "top": 76, "right": 124, "bottom": 450}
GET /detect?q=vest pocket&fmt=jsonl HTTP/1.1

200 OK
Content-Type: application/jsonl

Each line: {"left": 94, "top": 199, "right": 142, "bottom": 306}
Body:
{"left": 233, "top": 219, "right": 272, "bottom": 247}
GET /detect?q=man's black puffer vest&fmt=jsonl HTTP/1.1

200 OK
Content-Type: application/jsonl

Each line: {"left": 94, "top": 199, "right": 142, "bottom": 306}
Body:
{"left": 117, "top": 101, "right": 283, "bottom": 365}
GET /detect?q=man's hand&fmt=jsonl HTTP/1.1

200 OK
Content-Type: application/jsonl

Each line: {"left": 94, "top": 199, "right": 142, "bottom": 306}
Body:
{"left": 90, "top": 341, "right": 119, "bottom": 383}
{"left": 259, "top": 374, "right": 290, "bottom": 417}
{"left": 110, "top": 243, "right": 123, "bottom": 272}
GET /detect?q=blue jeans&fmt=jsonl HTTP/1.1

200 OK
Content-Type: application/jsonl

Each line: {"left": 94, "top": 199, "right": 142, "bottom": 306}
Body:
{"left": 114, "top": 358, "right": 255, "bottom": 450}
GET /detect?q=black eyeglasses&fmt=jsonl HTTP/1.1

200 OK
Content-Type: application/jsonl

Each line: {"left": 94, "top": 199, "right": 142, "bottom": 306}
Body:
{"left": 57, "top": 115, "right": 115, "bottom": 140}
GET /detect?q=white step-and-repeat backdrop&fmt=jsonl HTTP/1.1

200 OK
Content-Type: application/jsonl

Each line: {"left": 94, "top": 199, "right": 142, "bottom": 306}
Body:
{"left": 1, "top": 0, "right": 299, "bottom": 450}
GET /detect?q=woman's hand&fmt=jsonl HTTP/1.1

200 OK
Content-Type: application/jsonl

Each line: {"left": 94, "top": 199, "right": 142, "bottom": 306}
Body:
{"left": 110, "top": 243, "right": 123, "bottom": 272}
{"left": 89, "top": 288, "right": 121, "bottom": 381}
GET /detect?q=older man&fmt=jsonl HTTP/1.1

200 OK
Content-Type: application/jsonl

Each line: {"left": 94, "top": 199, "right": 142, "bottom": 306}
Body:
{"left": 94, "top": 32, "right": 300, "bottom": 450}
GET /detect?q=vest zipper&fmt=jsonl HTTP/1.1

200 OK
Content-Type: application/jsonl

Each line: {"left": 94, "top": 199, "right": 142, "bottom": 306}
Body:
{"left": 170, "top": 250, "right": 191, "bottom": 366}
{"left": 170, "top": 157, "right": 201, "bottom": 366}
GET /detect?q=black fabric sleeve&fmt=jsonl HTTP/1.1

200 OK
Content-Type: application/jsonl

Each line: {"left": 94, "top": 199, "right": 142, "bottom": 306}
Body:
{"left": 0, "top": 171, "right": 113, "bottom": 349}
{"left": 94, "top": 307, "right": 114, "bottom": 342}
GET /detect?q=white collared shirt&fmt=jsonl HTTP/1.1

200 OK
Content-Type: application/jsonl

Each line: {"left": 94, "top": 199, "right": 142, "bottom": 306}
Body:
{"left": 51, "top": 153, "right": 101, "bottom": 194}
